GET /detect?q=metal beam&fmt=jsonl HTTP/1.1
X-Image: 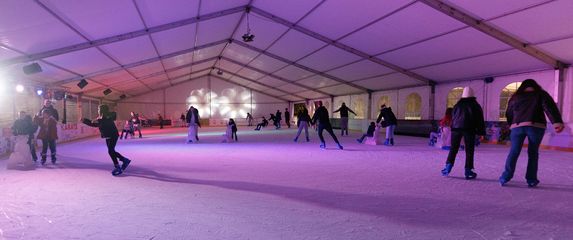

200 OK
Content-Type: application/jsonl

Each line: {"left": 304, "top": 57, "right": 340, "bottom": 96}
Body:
{"left": 80, "top": 57, "right": 219, "bottom": 93}
{"left": 249, "top": 7, "right": 433, "bottom": 85}
{"left": 419, "top": 0, "right": 567, "bottom": 68}
{"left": 84, "top": 66, "right": 214, "bottom": 94}
{"left": 221, "top": 55, "right": 333, "bottom": 97}
{"left": 231, "top": 40, "right": 372, "bottom": 92}
{"left": 218, "top": 68, "right": 309, "bottom": 101}
{"left": 210, "top": 74, "right": 293, "bottom": 102}
{"left": 1, "top": 5, "right": 246, "bottom": 67}
{"left": 52, "top": 40, "right": 227, "bottom": 86}
{"left": 123, "top": 74, "right": 209, "bottom": 100}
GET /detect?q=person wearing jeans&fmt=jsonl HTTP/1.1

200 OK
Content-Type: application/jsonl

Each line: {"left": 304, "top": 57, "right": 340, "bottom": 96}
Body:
{"left": 294, "top": 108, "right": 311, "bottom": 142}
{"left": 376, "top": 104, "right": 398, "bottom": 146}
{"left": 311, "top": 101, "right": 343, "bottom": 150}
{"left": 34, "top": 110, "right": 58, "bottom": 165}
{"left": 499, "top": 79, "right": 564, "bottom": 187}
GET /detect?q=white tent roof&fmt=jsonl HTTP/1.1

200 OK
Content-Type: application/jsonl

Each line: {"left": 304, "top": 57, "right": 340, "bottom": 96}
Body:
{"left": 1, "top": 0, "right": 571, "bottom": 100}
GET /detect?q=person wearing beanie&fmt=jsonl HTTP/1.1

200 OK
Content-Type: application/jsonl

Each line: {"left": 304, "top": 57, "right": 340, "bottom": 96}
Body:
{"left": 499, "top": 79, "right": 564, "bottom": 187}
{"left": 441, "top": 87, "right": 485, "bottom": 180}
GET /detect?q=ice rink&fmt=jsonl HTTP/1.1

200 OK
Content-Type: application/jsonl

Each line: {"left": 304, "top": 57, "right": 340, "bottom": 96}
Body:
{"left": 1, "top": 127, "right": 572, "bottom": 240}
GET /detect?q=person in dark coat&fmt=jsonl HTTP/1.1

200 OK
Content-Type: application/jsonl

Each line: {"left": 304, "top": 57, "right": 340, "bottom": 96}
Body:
{"left": 246, "top": 113, "right": 254, "bottom": 126}
{"left": 441, "top": 87, "right": 485, "bottom": 180}
{"left": 157, "top": 114, "right": 164, "bottom": 129}
{"left": 38, "top": 99, "right": 59, "bottom": 121}
{"left": 376, "top": 104, "right": 398, "bottom": 146}
{"left": 357, "top": 122, "right": 376, "bottom": 143}
{"left": 499, "top": 79, "right": 564, "bottom": 187}
{"left": 186, "top": 106, "right": 201, "bottom": 143}
{"left": 334, "top": 102, "right": 356, "bottom": 136}
{"left": 293, "top": 107, "right": 311, "bottom": 142}
{"left": 11, "top": 111, "right": 38, "bottom": 162}
{"left": 311, "top": 101, "right": 343, "bottom": 150}
{"left": 284, "top": 108, "right": 291, "bottom": 128}
{"left": 269, "top": 114, "right": 278, "bottom": 129}
{"left": 83, "top": 105, "right": 131, "bottom": 176}
{"left": 130, "top": 112, "right": 143, "bottom": 138}
{"left": 229, "top": 118, "right": 238, "bottom": 141}
{"left": 254, "top": 117, "right": 268, "bottom": 131}
{"left": 275, "top": 110, "right": 282, "bottom": 129}
{"left": 34, "top": 109, "right": 58, "bottom": 165}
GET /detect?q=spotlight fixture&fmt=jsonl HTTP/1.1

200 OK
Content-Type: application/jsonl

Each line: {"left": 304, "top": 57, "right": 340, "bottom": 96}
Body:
{"left": 103, "top": 88, "right": 112, "bottom": 95}
{"left": 36, "top": 89, "right": 44, "bottom": 96}
{"left": 16, "top": 84, "right": 24, "bottom": 93}
{"left": 242, "top": 8, "right": 255, "bottom": 42}
{"left": 77, "top": 79, "right": 88, "bottom": 89}
{"left": 22, "top": 63, "right": 43, "bottom": 75}
{"left": 217, "top": 69, "right": 224, "bottom": 75}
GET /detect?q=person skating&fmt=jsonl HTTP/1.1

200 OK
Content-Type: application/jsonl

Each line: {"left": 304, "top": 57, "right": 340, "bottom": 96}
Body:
{"left": 499, "top": 79, "right": 564, "bottom": 187}
{"left": 130, "top": 112, "right": 142, "bottom": 138}
{"left": 293, "top": 107, "right": 311, "bottom": 142}
{"left": 334, "top": 102, "right": 356, "bottom": 136}
{"left": 311, "top": 101, "right": 343, "bottom": 150}
{"left": 246, "top": 113, "right": 254, "bottom": 126}
{"left": 357, "top": 122, "right": 376, "bottom": 143}
{"left": 120, "top": 120, "right": 134, "bottom": 139}
{"left": 441, "top": 87, "right": 485, "bottom": 180}
{"left": 269, "top": 114, "right": 279, "bottom": 129}
{"left": 275, "top": 110, "right": 282, "bottom": 129}
{"left": 186, "top": 106, "right": 201, "bottom": 143}
{"left": 229, "top": 118, "right": 238, "bottom": 141}
{"left": 157, "top": 114, "right": 164, "bottom": 129}
{"left": 34, "top": 110, "right": 58, "bottom": 165}
{"left": 376, "top": 104, "right": 398, "bottom": 146}
{"left": 284, "top": 108, "right": 291, "bottom": 128}
{"left": 254, "top": 117, "right": 268, "bottom": 131}
{"left": 7, "top": 111, "right": 37, "bottom": 169}
{"left": 82, "top": 105, "right": 131, "bottom": 176}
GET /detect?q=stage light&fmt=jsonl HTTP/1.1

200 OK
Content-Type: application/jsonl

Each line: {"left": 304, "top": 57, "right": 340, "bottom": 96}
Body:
{"left": 16, "top": 84, "right": 24, "bottom": 93}
{"left": 36, "top": 89, "right": 43, "bottom": 96}
{"left": 103, "top": 88, "right": 112, "bottom": 95}
{"left": 242, "top": 8, "right": 255, "bottom": 42}
{"left": 217, "top": 69, "right": 224, "bottom": 75}
{"left": 77, "top": 79, "right": 88, "bottom": 89}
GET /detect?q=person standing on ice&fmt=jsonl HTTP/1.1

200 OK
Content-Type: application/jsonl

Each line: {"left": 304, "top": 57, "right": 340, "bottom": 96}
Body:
{"left": 441, "top": 87, "right": 485, "bottom": 180}
{"left": 186, "top": 105, "right": 201, "bottom": 143}
{"left": 6, "top": 111, "right": 37, "bottom": 169}
{"left": 246, "top": 112, "right": 254, "bottom": 126}
{"left": 499, "top": 79, "right": 564, "bottom": 187}
{"left": 376, "top": 104, "right": 398, "bottom": 146}
{"left": 334, "top": 102, "right": 356, "bottom": 136}
{"left": 284, "top": 108, "right": 291, "bottom": 128}
{"left": 34, "top": 109, "right": 58, "bottom": 165}
{"left": 293, "top": 107, "right": 311, "bottom": 142}
{"left": 38, "top": 99, "right": 59, "bottom": 121}
{"left": 82, "top": 105, "right": 131, "bottom": 176}
{"left": 275, "top": 110, "right": 282, "bottom": 129}
{"left": 311, "top": 101, "right": 343, "bottom": 150}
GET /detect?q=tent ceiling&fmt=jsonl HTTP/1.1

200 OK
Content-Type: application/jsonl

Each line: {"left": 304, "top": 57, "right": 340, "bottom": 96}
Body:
{"left": 1, "top": 0, "right": 571, "bottom": 101}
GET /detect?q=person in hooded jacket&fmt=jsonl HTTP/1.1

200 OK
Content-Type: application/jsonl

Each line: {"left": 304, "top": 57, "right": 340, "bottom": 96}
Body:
{"left": 376, "top": 104, "right": 398, "bottom": 146}
{"left": 186, "top": 106, "right": 201, "bottom": 143}
{"left": 441, "top": 87, "right": 485, "bottom": 180}
{"left": 294, "top": 107, "right": 311, "bottom": 142}
{"left": 82, "top": 105, "right": 131, "bottom": 176}
{"left": 275, "top": 110, "right": 282, "bottom": 129}
{"left": 499, "top": 79, "right": 564, "bottom": 187}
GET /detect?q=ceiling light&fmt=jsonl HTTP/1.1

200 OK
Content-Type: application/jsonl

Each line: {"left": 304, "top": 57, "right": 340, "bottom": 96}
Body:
{"left": 16, "top": 84, "right": 24, "bottom": 93}
{"left": 217, "top": 69, "right": 224, "bottom": 75}
{"left": 242, "top": 8, "right": 255, "bottom": 42}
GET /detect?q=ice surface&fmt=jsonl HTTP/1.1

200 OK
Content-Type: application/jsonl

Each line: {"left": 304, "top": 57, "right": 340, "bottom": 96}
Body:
{"left": 1, "top": 126, "right": 572, "bottom": 240}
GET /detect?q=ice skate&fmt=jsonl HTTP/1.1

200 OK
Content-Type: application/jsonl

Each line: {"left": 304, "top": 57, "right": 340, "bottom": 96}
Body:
{"left": 390, "top": 138, "right": 394, "bottom": 146}
{"left": 441, "top": 163, "right": 453, "bottom": 176}
{"left": 337, "top": 144, "right": 343, "bottom": 150}
{"left": 499, "top": 176, "right": 509, "bottom": 186}
{"left": 320, "top": 143, "right": 326, "bottom": 149}
{"left": 527, "top": 180, "right": 540, "bottom": 188}
{"left": 111, "top": 166, "right": 123, "bottom": 176}
{"left": 121, "top": 158, "right": 131, "bottom": 171}
{"left": 464, "top": 168, "right": 477, "bottom": 180}
{"left": 383, "top": 138, "right": 390, "bottom": 146}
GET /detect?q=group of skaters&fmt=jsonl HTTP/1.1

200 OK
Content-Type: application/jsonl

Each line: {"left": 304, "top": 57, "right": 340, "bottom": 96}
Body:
{"left": 120, "top": 112, "right": 144, "bottom": 139}
{"left": 8, "top": 100, "right": 132, "bottom": 176}
{"left": 6, "top": 79, "right": 565, "bottom": 185}
{"left": 436, "top": 80, "right": 564, "bottom": 188}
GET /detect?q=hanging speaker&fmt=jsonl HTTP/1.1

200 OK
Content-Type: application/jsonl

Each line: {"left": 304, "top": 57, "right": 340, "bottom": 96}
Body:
{"left": 77, "top": 79, "right": 88, "bottom": 89}
{"left": 103, "top": 88, "right": 112, "bottom": 95}
{"left": 119, "top": 94, "right": 126, "bottom": 99}
{"left": 484, "top": 77, "right": 494, "bottom": 83}
{"left": 54, "top": 90, "right": 65, "bottom": 100}
{"left": 22, "top": 63, "right": 43, "bottom": 75}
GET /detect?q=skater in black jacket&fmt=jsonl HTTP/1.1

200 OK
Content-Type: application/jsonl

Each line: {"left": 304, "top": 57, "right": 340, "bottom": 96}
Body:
{"left": 357, "top": 122, "right": 376, "bottom": 143}
{"left": 293, "top": 108, "right": 311, "bottom": 142}
{"left": 334, "top": 102, "right": 356, "bottom": 136}
{"left": 376, "top": 104, "right": 397, "bottom": 146}
{"left": 255, "top": 117, "right": 268, "bottom": 131}
{"left": 441, "top": 87, "right": 485, "bottom": 180}
{"left": 284, "top": 108, "right": 291, "bottom": 128}
{"left": 275, "top": 110, "right": 282, "bottom": 129}
{"left": 82, "top": 105, "right": 131, "bottom": 176}
{"left": 312, "top": 102, "right": 343, "bottom": 150}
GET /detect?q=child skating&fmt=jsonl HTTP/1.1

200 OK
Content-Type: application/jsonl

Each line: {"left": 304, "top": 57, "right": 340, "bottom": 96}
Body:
{"left": 82, "top": 105, "right": 132, "bottom": 176}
